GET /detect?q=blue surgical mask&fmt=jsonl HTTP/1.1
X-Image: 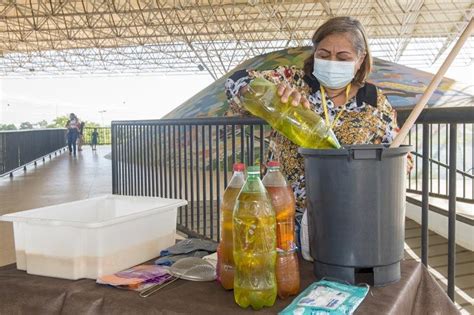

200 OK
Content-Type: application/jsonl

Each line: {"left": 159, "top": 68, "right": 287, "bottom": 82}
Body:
{"left": 312, "top": 58, "right": 356, "bottom": 89}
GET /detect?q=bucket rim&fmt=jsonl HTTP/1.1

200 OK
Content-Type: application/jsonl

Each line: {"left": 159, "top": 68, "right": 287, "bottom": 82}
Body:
{"left": 298, "top": 144, "right": 413, "bottom": 156}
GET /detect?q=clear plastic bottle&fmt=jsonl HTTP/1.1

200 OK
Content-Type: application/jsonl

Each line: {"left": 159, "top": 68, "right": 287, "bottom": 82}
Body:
{"left": 217, "top": 163, "right": 246, "bottom": 290}
{"left": 263, "top": 161, "right": 300, "bottom": 299}
{"left": 233, "top": 165, "right": 277, "bottom": 310}
{"left": 237, "top": 77, "right": 341, "bottom": 149}
{"left": 276, "top": 250, "right": 300, "bottom": 299}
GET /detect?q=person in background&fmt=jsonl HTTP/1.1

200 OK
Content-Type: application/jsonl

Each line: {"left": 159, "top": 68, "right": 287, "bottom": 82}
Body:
{"left": 78, "top": 121, "right": 86, "bottom": 151}
{"left": 91, "top": 128, "right": 99, "bottom": 151}
{"left": 65, "top": 113, "right": 80, "bottom": 156}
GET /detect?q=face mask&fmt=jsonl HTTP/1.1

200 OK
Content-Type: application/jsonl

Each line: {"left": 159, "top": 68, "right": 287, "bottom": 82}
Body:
{"left": 312, "top": 58, "right": 356, "bottom": 89}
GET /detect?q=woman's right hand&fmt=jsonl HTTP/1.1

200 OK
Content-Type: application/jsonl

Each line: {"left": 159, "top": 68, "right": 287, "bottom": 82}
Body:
{"left": 277, "top": 83, "right": 310, "bottom": 109}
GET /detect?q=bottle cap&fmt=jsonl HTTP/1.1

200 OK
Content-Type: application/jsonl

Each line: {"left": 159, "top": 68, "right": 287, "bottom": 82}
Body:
{"left": 247, "top": 165, "right": 260, "bottom": 174}
{"left": 267, "top": 161, "right": 280, "bottom": 168}
{"left": 233, "top": 163, "right": 245, "bottom": 172}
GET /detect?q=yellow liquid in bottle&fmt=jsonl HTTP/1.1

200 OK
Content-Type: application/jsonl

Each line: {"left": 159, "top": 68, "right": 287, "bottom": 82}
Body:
{"left": 241, "top": 77, "right": 340, "bottom": 149}
{"left": 233, "top": 187, "right": 277, "bottom": 310}
{"left": 218, "top": 186, "right": 241, "bottom": 290}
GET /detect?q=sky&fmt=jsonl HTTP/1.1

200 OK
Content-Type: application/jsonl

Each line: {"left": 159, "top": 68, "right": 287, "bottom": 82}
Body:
{"left": 0, "top": 61, "right": 472, "bottom": 127}
{"left": 0, "top": 74, "right": 214, "bottom": 126}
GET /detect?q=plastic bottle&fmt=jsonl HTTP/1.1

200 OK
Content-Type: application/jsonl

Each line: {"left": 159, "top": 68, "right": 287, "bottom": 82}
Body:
{"left": 276, "top": 250, "right": 300, "bottom": 299}
{"left": 217, "top": 163, "right": 246, "bottom": 290}
{"left": 263, "top": 161, "right": 300, "bottom": 299}
{"left": 233, "top": 165, "right": 277, "bottom": 310}
{"left": 237, "top": 77, "right": 341, "bottom": 149}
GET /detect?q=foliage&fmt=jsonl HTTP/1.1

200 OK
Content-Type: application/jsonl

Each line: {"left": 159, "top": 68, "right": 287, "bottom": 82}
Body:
{"left": 19, "top": 121, "right": 33, "bottom": 130}
{"left": 83, "top": 121, "right": 100, "bottom": 128}
{"left": 47, "top": 115, "right": 69, "bottom": 128}
{"left": 45, "top": 115, "right": 101, "bottom": 128}
{"left": 36, "top": 120, "right": 48, "bottom": 128}
{"left": 0, "top": 124, "right": 17, "bottom": 131}
{"left": 0, "top": 115, "right": 102, "bottom": 131}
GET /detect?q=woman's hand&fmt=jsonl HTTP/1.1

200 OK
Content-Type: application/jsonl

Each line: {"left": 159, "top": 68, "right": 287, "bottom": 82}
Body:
{"left": 277, "top": 83, "right": 311, "bottom": 109}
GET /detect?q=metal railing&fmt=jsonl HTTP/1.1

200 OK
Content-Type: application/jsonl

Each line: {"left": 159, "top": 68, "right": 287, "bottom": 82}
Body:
{"left": 112, "top": 106, "right": 473, "bottom": 301}
{"left": 82, "top": 127, "right": 111, "bottom": 145}
{"left": 399, "top": 108, "right": 473, "bottom": 204}
{"left": 0, "top": 128, "right": 67, "bottom": 176}
{"left": 397, "top": 106, "right": 474, "bottom": 300}
{"left": 111, "top": 117, "right": 269, "bottom": 239}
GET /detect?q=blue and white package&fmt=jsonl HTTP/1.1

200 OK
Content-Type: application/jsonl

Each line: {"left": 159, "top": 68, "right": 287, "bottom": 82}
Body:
{"left": 279, "top": 280, "right": 369, "bottom": 315}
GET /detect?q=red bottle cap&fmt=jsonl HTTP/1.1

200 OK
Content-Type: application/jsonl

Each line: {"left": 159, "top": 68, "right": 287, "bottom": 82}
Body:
{"left": 267, "top": 161, "right": 280, "bottom": 168}
{"left": 233, "top": 163, "right": 245, "bottom": 172}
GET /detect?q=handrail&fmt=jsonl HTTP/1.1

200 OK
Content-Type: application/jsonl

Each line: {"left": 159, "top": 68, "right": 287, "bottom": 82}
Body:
{"left": 397, "top": 107, "right": 474, "bottom": 124}
{"left": 0, "top": 128, "right": 67, "bottom": 133}
{"left": 112, "top": 116, "right": 266, "bottom": 125}
{"left": 0, "top": 128, "right": 67, "bottom": 177}
{"left": 410, "top": 151, "right": 474, "bottom": 179}
{"left": 111, "top": 107, "right": 473, "bottom": 125}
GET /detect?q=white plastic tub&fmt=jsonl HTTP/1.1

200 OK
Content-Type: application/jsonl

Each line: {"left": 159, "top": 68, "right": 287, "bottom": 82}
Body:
{"left": 0, "top": 195, "right": 187, "bottom": 280}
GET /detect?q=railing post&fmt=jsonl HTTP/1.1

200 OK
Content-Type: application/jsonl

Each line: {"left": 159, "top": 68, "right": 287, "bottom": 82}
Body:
{"left": 448, "top": 123, "right": 457, "bottom": 301}
{"left": 421, "top": 123, "right": 430, "bottom": 266}
{"left": 111, "top": 124, "right": 117, "bottom": 194}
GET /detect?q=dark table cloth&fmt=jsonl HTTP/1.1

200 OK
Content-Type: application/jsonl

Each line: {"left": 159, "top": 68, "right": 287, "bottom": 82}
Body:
{"left": 0, "top": 259, "right": 458, "bottom": 314}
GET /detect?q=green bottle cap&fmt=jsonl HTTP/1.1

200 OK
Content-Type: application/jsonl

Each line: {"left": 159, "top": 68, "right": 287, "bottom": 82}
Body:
{"left": 247, "top": 165, "right": 260, "bottom": 174}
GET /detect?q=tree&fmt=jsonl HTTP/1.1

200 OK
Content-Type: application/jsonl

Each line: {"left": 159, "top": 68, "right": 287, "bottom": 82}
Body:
{"left": 36, "top": 120, "right": 48, "bottom": 128}
{"left": 0, "top": 124, "right": 17, "bottom": 131}
{"left": 46, "top": 115, "right": 101, "bottom": 129}
{"left": 19, "top": 122, "right": 33, "bottom": 130}
{"left": 47, "top": 115, "right": 69, "bottom": 128}
{"left": 83, "top": 121, "right": 100, "bottom": 128}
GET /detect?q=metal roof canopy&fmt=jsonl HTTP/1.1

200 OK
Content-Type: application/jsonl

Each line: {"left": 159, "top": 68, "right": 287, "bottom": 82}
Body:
{"left": 0, "top": 0, "right": 472, "bottom": 78}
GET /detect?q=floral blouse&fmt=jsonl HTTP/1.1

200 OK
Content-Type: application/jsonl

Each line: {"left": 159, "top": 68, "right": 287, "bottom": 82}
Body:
{"left": 224, "top": 66, "right": 401, "bottom": 214}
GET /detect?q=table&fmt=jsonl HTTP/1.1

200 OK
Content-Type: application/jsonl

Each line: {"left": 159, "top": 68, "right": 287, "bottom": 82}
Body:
{"left": 0, "top": 259, "right": 458, "bottom": 314}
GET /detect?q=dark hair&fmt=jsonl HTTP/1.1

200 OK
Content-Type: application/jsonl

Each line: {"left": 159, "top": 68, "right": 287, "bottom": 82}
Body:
{"left": 303, "top": 16, "right": 372, "bottom": 87}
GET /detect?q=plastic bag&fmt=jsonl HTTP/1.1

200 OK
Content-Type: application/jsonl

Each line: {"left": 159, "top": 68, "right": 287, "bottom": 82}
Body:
{"left": 97, "top": 265, "right": 172, "bottom": 291}
{"left": 279, "top": 280, "right": 369, "bottom": 315}
{"left": 300, "top": 210, "right": 313, "bottom": 262}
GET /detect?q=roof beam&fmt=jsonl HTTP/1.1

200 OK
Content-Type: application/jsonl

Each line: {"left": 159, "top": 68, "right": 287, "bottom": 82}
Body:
{"left": 430, "top": 9, "right": 473, "bottom": 65}
{"left": 394, "top": 0, "right": 425, "bottom": 62}
{"left": 318, "top": 0, "right": 333, "bottom": 17}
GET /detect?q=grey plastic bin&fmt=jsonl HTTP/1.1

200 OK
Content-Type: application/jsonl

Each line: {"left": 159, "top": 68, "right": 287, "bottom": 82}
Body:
{"left": 299, "top": 145, "right": 412, "bottom": 286}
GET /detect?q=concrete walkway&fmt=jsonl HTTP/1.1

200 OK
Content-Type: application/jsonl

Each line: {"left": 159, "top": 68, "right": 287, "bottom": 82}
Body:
{"left": 0, "top": 146, "right": 111, "bottom": 266}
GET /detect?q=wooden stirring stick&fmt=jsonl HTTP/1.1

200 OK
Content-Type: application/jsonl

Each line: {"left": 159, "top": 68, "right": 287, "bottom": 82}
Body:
{"left": 390, "top": 18, "right": 474, "bottom": 148}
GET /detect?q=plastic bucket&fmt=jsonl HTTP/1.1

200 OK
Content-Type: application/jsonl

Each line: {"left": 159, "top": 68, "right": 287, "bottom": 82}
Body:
{"left": 298, "top": 145, "right": 412, "bottom": 286}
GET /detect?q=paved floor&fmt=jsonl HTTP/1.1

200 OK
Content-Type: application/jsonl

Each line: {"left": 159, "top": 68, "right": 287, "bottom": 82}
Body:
{"left": 404, "top": 220, "right": 473, "bottom": 314}
{"left": 0, "top": 146, "right": 111, "bottom": 266}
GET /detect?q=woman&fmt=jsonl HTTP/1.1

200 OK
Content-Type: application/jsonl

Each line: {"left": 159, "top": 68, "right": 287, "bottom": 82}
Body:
{"left": 225, "top": 17, "right": 408, "bottom": 239}
{"left": 65, "top": 113, "right": 80, "bottom": 156}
